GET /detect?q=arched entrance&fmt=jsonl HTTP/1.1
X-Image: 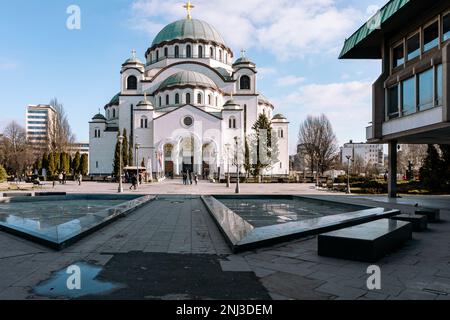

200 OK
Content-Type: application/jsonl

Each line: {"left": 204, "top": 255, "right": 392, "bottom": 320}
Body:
{"left": 180, "top": 135, "right": 195, "bottom": 173}
{"left": 164, "top": 144, "right": 174, "bottom": 178}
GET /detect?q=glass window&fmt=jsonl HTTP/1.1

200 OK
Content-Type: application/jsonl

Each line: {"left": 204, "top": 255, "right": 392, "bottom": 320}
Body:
{"left": 198, "top": 46, "right": 203, "bottom": 58}
{"left": 186, "top": 45, "right": 192, "bottom": 58}
{"left": 166, "top": 94, "right": 169, "bottom": 105}
{"left": 240, "top": 75, "right": 251, "bottom": 90}
{"left": 436, "top": 64, "right": 443, "bottom": 106}
{"left": 175, "top": 46, "right": 179, "bottom": 58}
{"left": 444, "top": 13, "right": 450, "bottom": 41}
{"left": 164, "top": 47, "right": 168, "bottom": 57}
{"left": 175, "top": 93, "right": 180, "bottom": 104}
{"left": 197, "top": 93, "right": 202, "bottom": 104}
{"left": 402, "top": 77, "right": 416, "bottom": 116}
{"left": 418, "top": 68, "right": 434, "bottom": 110}
{"left": 423, "top": 21, "right": 439, "bottom": 52}
{"left": 388, "top": 85, "right": 399, "bottom": 119}
{"left": 392, "top": 44, "right": 404, "bottom": 68}
{"left": 127, "top": 76, "right": 137, "bottom": 90}
{"left": 186, "top": 93, "right": 191, "bottom": 104}
{"left": 407, "top": 33, "right": 420, "bottom": 60}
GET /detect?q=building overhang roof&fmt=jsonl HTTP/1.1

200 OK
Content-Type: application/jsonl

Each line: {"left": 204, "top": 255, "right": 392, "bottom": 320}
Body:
{"left": 339, "top": 0, "right": 439, "bottom": 59}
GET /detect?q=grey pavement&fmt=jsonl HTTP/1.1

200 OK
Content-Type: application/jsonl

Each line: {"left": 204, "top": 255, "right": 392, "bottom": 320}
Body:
{"left": 0, "top": 180, "right": 449, "bottom": 300}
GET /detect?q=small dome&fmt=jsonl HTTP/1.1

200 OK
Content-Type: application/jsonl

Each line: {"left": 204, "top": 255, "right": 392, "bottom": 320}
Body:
{"left": 223, "top": 99, "right": 240, "bottom": 110}
{"left": 152, "top": 19, "right": 226, "bottom": 48}
{"left": 158, "top": 71, "right": 217, "bottom": 91}
{"left": 108, "top": 93, "right": 120, "bottom": 106}
{"left": 136, "top": 98, "right": 154, "bottom": 109}
{"left": 92, "top": 113, "right": 107, "bottom": 121}
{"left": 233, "top": 56, "right": 255, "bottom": 67}
{"left": 272, "top": 113, "right": 287, "bottom": 120}
{"left": 123, "top": 57, "right": 143, "bottom": 65}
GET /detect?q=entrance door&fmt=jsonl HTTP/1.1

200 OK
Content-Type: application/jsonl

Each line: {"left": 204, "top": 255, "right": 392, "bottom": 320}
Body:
{"left": 165, "top": 161, "right": 174, "bottom": 178}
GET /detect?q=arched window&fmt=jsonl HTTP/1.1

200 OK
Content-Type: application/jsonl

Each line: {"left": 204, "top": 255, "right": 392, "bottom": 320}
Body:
{"left": 210, "top": 47, "right": 214, "bottom": 58}
{"left": 198, "top": 46, "right": 203, "bottom": 58}
{"left": 166, "top": 94, "right": 169, "bottom": 105}
{"left": 175, "top": 46, "right": 179, "bottom": 58}
{"left": 156, "top": 50, "right": 159, "bottom": 61}
{"left": 141, "top": 116, "right": 148, "bottom": 129}
{"left": 208, "top": 94, "right": 212, "bottom": 105}
{"left": 112, "top": 108, "right": 116, "bottom": 118}
{"left": 186, "top": 93, "right": 191, "bottom": 104}
{"left": 186, "top": 45, "right": 192, "bottom": 58}
{"left": 127, "top": 75, "right": 137, "bottom": 90}
{"left": 164, "top": 47, "right": 168, "bottom": 57}
{"left": 279, "top": 129, "right": 284, "bottom": 138}
{"left": 240, "top": 75, "right": 251, "bottom": 90}
{"left": 219, "top": 50, "right": 222, "bottom": 61}
{"left": 225, "top": 53, "right": 228, "bottom": 64}
{"left": 197, "top": 93, "right": 202, "bottom": 104}
{"left": 175, "top": 93, "right": 180, "bottom": 104}
{"left": 159, "top": 96, "right": 162, "bottom": 107}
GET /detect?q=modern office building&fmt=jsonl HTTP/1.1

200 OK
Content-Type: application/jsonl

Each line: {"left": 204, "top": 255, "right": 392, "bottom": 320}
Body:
{"left": 340, "top": 0, "right": 450, "bottom": 197}
{"left": 69, "top": 142, "right": 89, "bottom": 155}
{"left": 25, "top": 104, "right": 57, "bottom": 149}
{"left": 340, "top": 141, "right": 384, "bottom": 169}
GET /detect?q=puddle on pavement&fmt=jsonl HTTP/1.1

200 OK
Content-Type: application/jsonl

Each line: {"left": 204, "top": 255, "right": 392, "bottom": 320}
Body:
{"left": 33, "top": 262, "right": 124, "bottom": 298}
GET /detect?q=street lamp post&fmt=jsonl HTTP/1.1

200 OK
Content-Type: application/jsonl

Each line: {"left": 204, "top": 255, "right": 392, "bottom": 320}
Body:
{"left": 135, "top": 143, "right": 141, "bottom": 186}
{"left": 118, "top": 135, "right": 124, "bottom": 193}
{"left": 234, "top": 137, "right": 240, "bottom": 194}
{"left": 346, "top": 155, "right": 352, "bottom": 194}
{"left": 225, "top": 143, "right": 231, "bottom": 188}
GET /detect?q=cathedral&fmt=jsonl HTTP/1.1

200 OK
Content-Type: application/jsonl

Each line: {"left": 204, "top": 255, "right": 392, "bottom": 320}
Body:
{"left": 89, "top": 2, "right": 289, "bottom": 179}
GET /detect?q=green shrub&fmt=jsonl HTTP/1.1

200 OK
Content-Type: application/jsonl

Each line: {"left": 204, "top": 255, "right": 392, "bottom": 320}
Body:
{"left": 0, "top": 165, "right": 7, "bottom": 183}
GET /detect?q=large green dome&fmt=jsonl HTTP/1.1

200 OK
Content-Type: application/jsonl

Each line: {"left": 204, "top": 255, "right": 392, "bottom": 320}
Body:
{"left": 158, "top": 71, "right": 217, "bottom": 91}
{"left": 152, "top": 19, "right": 226, "bottom": 47}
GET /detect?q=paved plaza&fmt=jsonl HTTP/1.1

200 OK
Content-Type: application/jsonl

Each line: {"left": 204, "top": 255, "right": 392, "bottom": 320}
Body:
{"left": 0, "top": 179, "right": 449, "bottom": 300}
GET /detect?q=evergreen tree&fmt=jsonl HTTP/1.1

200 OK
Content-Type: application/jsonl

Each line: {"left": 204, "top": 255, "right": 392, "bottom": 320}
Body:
{"left": 113, "top": 133, "right": 121, "bottom": 178}
{"left": 42, "top": 153, "right": 49, "bottom": 172}
{"left": 0, "top": 165, "right": 7, "bottom": 182}
{"left": 243, "top": 137, "right": 251, "bottom": 178}
{"left": 72, "top": 151, "right": 81, "bottom": 174}
{"left": 128, "top": 134, "right": 134, "bottom": 166}
{"left": 122, "top": 129, "right": 129, "bottom": 167}
{"left": 61, "top": 153, "right": 70, "bottom": 173}
{"left": 48, "top": 153, "right": 57, "bottom": 177}
{"left": 420, "top": 144, "right": 442, "bottom": 192}
{"left": 54, "top": 152, "right": 61, "bottom": 172}
{"left": 439, "top": 144, "right": 450, "bottom": 191}
{"left": 249, "top": 114, "right": 279, "bottom": 177}
{"left": 80, "top": 154, "right": 89, "bottom": 176}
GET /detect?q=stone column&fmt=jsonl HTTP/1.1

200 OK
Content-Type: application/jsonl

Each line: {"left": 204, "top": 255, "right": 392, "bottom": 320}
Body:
{"left": 388, "top": 140, "right": 397, "bottom": 198}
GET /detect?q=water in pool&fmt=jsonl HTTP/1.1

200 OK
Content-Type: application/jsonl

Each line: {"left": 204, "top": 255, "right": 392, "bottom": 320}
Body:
{"left": 217, "top": 197, "right": 365, "bottom": 227}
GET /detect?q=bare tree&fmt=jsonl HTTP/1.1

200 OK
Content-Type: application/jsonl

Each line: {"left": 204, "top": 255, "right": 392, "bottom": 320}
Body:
{"left": 298, "top": 114, "right": 339, "bottom": 176}
{"left": 0, "top": 121, "right": 34, "bottom": 175}
{"left": 398, "top": 144, "right": 427, "bottom": 174}
{"left": 48, "top": 98, "right": 75, "bottom": 153}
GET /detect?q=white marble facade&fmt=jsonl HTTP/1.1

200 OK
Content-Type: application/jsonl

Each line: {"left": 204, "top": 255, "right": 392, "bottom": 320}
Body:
{"left": 89, "top": 15, "right": 289, "bottom": 178}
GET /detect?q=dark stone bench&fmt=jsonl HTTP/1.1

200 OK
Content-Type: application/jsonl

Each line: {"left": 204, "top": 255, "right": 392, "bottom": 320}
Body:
{"left": 391, "top": 214, "right": 428, "bottom": 231}
{"left": 35, "top": 192, "right": 67, "bottom": 197}
{"left": 2, "top": 192, "right": 33, "bottom": 198}
{"left": 415, "top": 208, "right": 440, "bottom": 222}
{"left": 318, "top": 219, "right": 412, "bottom": 262}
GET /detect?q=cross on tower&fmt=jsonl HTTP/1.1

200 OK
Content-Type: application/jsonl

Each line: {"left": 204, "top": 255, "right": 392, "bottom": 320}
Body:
{"left": 240, "top": 49, "right": 246, "bottom": 58}
{"left": 183, "top": 1, "right": 195, "bottom": 20}
{"left": 131, "top": 49, "right": 137, "bottom": 60}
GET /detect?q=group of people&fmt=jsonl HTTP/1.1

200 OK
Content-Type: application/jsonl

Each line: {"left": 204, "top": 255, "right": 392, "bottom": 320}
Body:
{"left": 52, "top": 171, "right": 83, "bottom": 187}
{"left": 182, "top": 170, "right": 198, "bottom": 185}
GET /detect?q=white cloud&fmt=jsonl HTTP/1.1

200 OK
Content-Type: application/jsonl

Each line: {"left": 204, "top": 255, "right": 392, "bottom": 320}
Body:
{"left": 129, "top": 0, "right": 363, "bottom": 60}
{"left": 276, "top": 75, "right": 305, "bottom": 87}
{"left": 274, "top": 80, "right": 372, "bottom": 146}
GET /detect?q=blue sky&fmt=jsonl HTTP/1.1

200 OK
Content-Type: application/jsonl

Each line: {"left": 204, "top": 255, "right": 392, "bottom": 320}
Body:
{"left": 0, "top": 0, "right": 388, "bottom": 154}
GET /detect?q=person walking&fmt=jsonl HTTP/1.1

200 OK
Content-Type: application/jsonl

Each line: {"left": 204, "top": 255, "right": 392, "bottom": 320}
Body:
{"left": 194, "top": 173, "right": 198, "bottom": 185}
{"left": 78, "top": 173, "right": 82, "bottom": 186}
{"left": 182, "top": 171, "right": 187, "bottom": 185}
{"left": 129, "top": 174, "right": 137, "bottom": 190}
{"left": 58, "top": 172, "right": 63, "bottom": 184}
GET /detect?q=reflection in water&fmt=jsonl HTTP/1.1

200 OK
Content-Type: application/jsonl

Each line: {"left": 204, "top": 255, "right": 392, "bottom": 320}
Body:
{"left": 218, "top": 198, "right": 363, "bottom": 228}
{"left": 33, "top": 262, "right": 123, "bottom": 298}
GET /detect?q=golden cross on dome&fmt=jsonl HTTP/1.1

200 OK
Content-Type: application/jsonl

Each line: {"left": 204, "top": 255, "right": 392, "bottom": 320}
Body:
{"left": 183, "top": 1, "right": 195, "bottom": 20}
{"left": 241, "top": 49, "right": 246, "bottom": 58}
{"left": 131, "top": 49, "right": 136, "bottom": 60}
